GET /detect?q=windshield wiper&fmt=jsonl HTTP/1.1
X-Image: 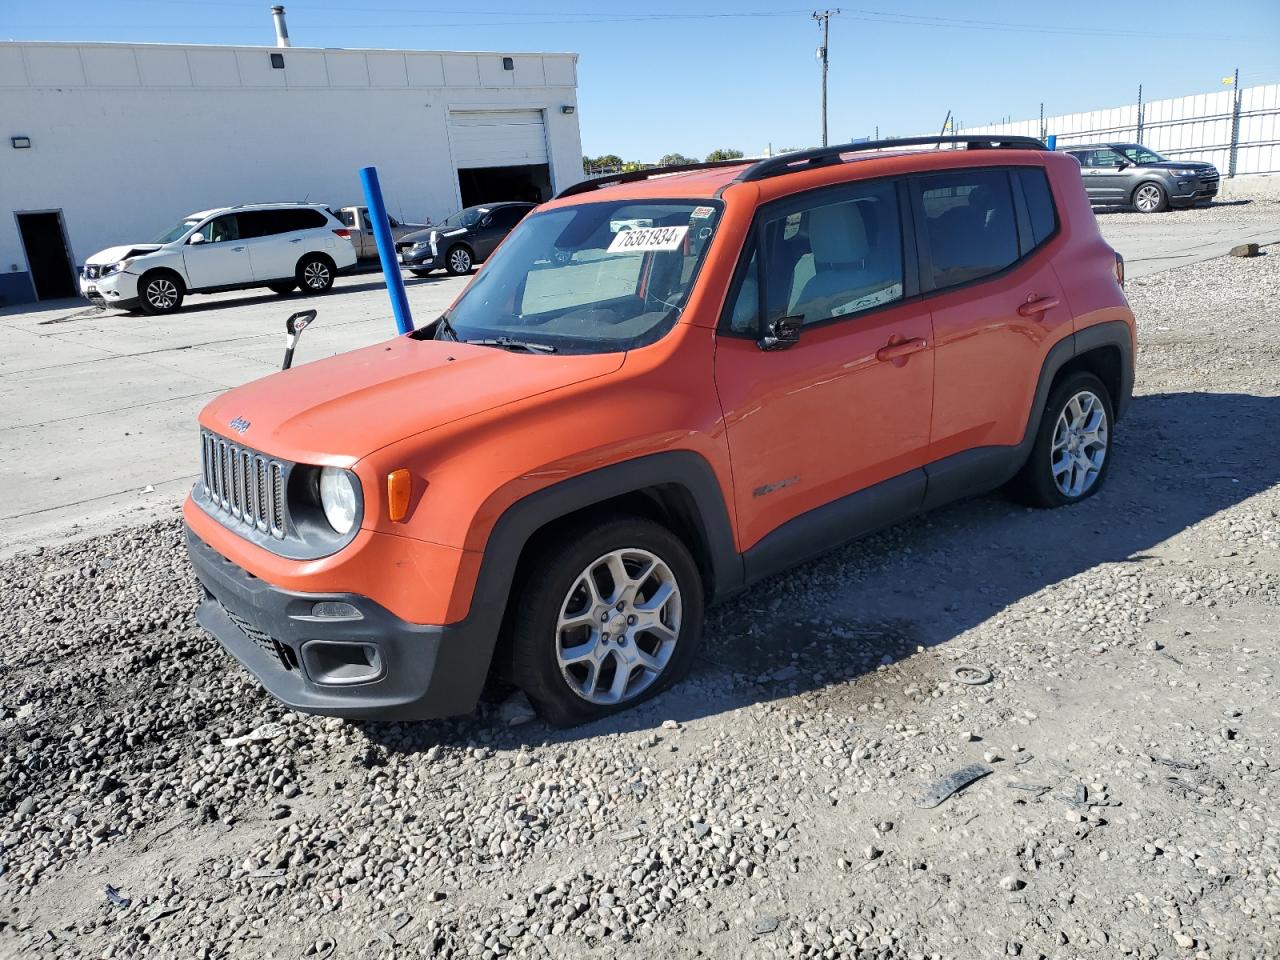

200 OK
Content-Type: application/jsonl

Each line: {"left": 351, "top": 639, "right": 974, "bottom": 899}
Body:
{"left": 434, "top": 313, "right": 460, "bottom": 342}
{"left": 465, "top": 337, "right": 557, "bottom": 354}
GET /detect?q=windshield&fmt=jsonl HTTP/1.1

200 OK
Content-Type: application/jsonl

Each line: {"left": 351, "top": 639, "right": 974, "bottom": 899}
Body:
{"left": 437, "top": 199, "right": 723, "bottom": 354}
{"left": 441, "top": 206, "right": 488, "bottom": 229}
{"left": 1115, "top": 144, "right": 1167, "bottom": 165}
{"left": 153, "top": 218, "right": 201, "bottom": 244}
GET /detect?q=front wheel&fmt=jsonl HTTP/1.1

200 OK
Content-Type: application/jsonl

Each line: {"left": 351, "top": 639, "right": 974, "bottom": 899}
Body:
{"left": 138, "top": 271, "right": 185, "bottom": 315}
{"left": 1010, "top": 371, "right": 1114, "bottom": 508}
{"left": 509, "top": 516, "right": 704, "bottom": 727}
{"left": 1132, "top": 181, "right": 1168, "bottom": 213}
{"left": 445, "top": 245, "right": 473, "bottom": 276}
{"left": 297, "top": 255, "right": 335, "bottom": 293}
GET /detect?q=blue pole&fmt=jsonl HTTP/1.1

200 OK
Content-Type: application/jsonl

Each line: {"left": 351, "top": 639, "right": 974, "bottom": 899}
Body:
{"left": 1045, "top": 134, "right": 1057, "bottom": 151}
{"left": 359, "top": 165, "right": 414, "bottom": 335}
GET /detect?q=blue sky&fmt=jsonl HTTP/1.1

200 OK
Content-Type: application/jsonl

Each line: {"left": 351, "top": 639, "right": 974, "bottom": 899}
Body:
{"left": 5, "top": 0, "right": 1278, "bottom": 161}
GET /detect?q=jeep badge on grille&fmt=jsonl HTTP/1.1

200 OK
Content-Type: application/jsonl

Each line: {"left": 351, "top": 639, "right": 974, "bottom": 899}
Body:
{"left": 229, "top": 416, "right": 251, "bottom": 435}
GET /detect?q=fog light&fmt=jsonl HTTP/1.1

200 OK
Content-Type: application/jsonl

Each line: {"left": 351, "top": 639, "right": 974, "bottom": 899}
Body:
{"left": 311, "top": 601, "right": 363, "bottom": 620}
{"left": 302, "top": 640, "right": 383, "bottom": 686}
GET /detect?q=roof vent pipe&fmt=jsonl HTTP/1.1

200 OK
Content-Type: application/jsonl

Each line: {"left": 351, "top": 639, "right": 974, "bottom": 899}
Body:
{"left": 271, "top": 5, "right": 291, "bottom": 48}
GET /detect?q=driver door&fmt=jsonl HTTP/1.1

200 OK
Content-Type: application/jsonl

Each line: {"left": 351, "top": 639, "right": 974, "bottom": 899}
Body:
{"left": 182, "top": 214, "right": 250, "bottom": 288}
{"left": 1079, "top": 149, "right": 1129, "bottom": 204}
{"left": 712, "top": 179, "right": 934, "bottom": 570}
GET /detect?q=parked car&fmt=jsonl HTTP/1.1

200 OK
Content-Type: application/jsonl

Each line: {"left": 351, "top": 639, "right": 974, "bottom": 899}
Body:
{"left": 184, "top": 136, "right": 1135, "bottom": 727}
{"left": 80, "top": 203, "right": 357, "bottom": 315}
{"left": 395, "top": 202, "right": 534, "bottom": 276}
{"left": 1058, "top": 142, "right": 1219, "bottom": 212}
{"left": 333, "top": 206, "right": 427, "bottom": 260}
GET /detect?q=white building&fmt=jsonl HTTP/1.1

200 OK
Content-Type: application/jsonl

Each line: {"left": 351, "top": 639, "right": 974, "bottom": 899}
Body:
{"left": 0, "top": 32, "right": 583, "bottom": 306}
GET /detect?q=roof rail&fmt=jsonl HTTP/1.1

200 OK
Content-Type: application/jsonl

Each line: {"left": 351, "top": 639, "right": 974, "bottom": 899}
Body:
{"left": 733, "top": 135, "right": 1048, "bottom": 184}
{"left": 554, "top": 157, "right": 761, "bottom": 200}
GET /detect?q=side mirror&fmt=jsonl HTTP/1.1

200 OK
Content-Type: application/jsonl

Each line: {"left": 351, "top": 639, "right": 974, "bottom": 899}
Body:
{"left": 480, "top": 216, "right": 493, "bottom": 227}
{"left": 1116, "top": 161, "right": 1130, "bottom": 171}
{"left": 282, "top": 310, "right": 317, "bottom": 370}
{"left": 756, "top": 315, "right": 802, "bottom": 352}
{"left": 188, "top": 233, "right": 206, "bottom": 245}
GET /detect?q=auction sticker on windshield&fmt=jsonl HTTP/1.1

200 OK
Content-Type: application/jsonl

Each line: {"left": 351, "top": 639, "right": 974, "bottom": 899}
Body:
{"left": 607, "top": 225, "right": 689, "bottom": 254}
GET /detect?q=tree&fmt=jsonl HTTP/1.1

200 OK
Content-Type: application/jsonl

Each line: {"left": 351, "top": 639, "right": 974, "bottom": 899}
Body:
{"left": 582, "top": 154, "right": 624, "bottom": 173}
{"left": 658, "top": 152, "right": 697, "bottom": 167}
{"left": 705, "top": 148, "right": 744, "bottom": 162}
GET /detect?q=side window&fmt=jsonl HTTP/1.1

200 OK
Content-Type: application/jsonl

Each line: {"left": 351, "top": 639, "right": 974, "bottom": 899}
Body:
{"left": 196, "top": 214, "right": 240, "bottom": 243}
{"left": 915, "top": 169, "right": 1019, "bottom": 290}
{"left": 339, "top": 209, "right": 356, "bottom": 227}
{"left": 1017, "top": 168, "right": 1057, "bottom": 248}
{"left": 494, "top": 207, "right": 527, "bottom": 229}
{"left": 761, "top": 181, "right": 904, "bottom": 327}
{"left": 725, "top": 248, "right": 760, "bottom": 335}
{"left": 237, "top": 211, "right": 280, "bottom": 239}
{"left": 1090, "top": 149, "right": 1124, "bottom": 169}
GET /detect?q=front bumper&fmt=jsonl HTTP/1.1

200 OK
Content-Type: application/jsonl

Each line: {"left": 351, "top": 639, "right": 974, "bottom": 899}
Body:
{"left": 1169, "top": 174, "right": 1219, "bottom": 204}
{"left": 397, "top": 244, "right": 440, "bottom": 270}
{"left": 186, "top": 526, "right": 491, "bottom": 720}
{"left": 79, "top": 270, "right": 140, "bottom": 309}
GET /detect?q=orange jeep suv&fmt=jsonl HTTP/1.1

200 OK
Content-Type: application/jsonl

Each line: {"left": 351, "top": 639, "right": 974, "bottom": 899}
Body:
{"left": 184, "top": 136, "right": 1135, "bottom": 726}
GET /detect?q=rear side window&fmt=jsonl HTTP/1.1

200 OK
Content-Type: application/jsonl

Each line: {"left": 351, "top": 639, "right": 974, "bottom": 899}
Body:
{"left": 1016, "top": 168, "right": 1057, "bottom": 248}
{"left": 278, "top": 208, "right": 328, "bottom": 232}
{"left": 236, "top": 210, "right": 279, "bottom": 238}
{"left": 913, "top": 169, "right": 1019, "bottom": 290}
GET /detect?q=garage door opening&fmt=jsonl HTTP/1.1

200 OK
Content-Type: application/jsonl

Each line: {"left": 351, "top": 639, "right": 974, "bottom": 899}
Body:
{"left": 17, "top": 211, "right": 76, "bottom": 300}
{"left": 457, "top": 163, "right": 552, "bottom": 207}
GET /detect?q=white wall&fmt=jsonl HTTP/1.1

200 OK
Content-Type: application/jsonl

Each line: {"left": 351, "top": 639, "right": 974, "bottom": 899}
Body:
{"left": 958, "top": 83, "right": 1280, "bottom": 177}
{"left": 0, "top": 42, "right": 583, "bottom": 300}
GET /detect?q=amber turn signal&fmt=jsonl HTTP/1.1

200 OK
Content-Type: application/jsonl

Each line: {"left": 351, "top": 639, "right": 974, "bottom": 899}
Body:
{"left": 387, "top": 469, "right": 412, "bottom": 522}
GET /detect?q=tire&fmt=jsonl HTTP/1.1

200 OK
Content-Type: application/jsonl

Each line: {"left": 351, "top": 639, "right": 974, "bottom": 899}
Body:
{"left": 138, "top": 270, "right": 185, "bottom": 315}
{"left": 445, "top": 245, "right": 473, "bottom": 276}
{"left": 1132, "top": 181, "right": 1168, "bottom": 214}
{"left": 1010, "top": 371, "right": 1115, "bottom": 508}
{"left": 409, "top": 268, "right": 433, "bottom": 278}
{"left": 268, "top": 281, "right": 296, "bottom": 295}
{"left": 509, "top": 515, "right": 705, "bottom": 727}
{"left": 296, "top": 254, "right": 336, "bottom": 293}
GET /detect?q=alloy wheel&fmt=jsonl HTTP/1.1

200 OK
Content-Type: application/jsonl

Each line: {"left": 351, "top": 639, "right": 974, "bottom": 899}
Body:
{"left": 303, "top": 261, "right": 330, "bottom": 289}
{"left": 1051, "top": 390, "right": 1108, "bottom": 498}
{"left": 1134, "top": 184, "right": 1163, "bottom": 213}
{"left": 450, "top": 249, "right": 471, "bottom": 273}
{"left": 146, "top": 278, "right": 178, "bottom": 309}
{"left": 555, "top": 548, "right": 681, "bottom": 705}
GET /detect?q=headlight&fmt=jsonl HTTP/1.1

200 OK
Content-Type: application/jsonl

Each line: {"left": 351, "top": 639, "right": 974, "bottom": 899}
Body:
{"left": 410, "top": 241, "right": 431, "bottom": 253}
{"left": 1170, "top": 169, "right": 1198, "bottom": 177}
{"left": 319, "top": 467, "right": 359, "bottom": 535}
{"left": 102, "top": 258, "right": 135, "bottom": 276}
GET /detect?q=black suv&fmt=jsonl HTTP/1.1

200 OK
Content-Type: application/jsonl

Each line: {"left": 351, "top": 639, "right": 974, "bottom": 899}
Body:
{"left": 1059, "top": 143, "right": 1219, "bottom": 213}
{"left": 396, "top": 202, "right": 534, "bottom": 276}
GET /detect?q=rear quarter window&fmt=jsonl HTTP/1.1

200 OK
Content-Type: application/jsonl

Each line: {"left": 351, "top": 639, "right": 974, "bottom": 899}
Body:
{"left": 1016, "top": 168, "right": 1058, "bottom": 248}
{"left": 913, "top": 169, "right": 1019, "bottom": 290}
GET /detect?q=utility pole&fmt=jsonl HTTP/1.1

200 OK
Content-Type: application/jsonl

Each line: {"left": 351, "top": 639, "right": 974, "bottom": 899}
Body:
{"left": 813, "top": 9, "right": 840, "bottom": 147}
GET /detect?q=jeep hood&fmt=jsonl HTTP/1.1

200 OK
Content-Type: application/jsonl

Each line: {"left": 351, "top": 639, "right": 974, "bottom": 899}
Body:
{"left": 86, "top": 244, "right": 164, "bottom": 264}
{"left": 198, "top": 336, "right": 624, "bottom": 463}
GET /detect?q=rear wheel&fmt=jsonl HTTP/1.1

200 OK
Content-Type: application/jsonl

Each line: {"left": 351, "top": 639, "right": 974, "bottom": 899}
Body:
{"left": 509, "top": 516, "right": 704, "bottom": 727}
{"left": 297, "top": 254, "right": 335, "bottom": 293}
{"left": 1132, "top": 181, "right": 1168, "bottom": 213}
{"left": 1010, "top": 371, "right": 1114, "bottom": 508}
{"left": 138, "top": 271, "right": 184, "bottom": 315}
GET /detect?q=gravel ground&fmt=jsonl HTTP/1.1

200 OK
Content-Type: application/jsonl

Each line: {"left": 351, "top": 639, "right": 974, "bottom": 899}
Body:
{"left": 3, "top": 218, "right": 1279, "bottom": 959}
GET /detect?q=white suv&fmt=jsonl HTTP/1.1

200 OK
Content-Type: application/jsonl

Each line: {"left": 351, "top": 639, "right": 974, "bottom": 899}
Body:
{"left": 79, "top": 203, "right": 358, "bottom": 315}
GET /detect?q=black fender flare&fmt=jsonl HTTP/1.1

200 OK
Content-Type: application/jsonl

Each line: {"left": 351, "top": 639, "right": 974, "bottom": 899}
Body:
{"left": 436, "top": 451, "right": 742, "bottom": 708}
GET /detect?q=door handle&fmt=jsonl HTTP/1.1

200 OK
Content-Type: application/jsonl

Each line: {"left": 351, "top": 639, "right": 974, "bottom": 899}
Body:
{"left": 875, "top": 337, "right": 928, "bottom": 362}
{"left": 1017, "top": 296, "right": 1059, "bottom": 317}
{"left": 232, "top": 245, "right": 246, "bottom": 252}
{"left": 289, "top": 237, "right": 303, "bottom": 243}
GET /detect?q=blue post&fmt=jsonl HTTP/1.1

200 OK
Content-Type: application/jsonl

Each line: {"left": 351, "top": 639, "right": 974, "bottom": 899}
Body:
{"left": 359, "top": 165, "right": 414, "bottom": 335}
{"left": 1045, "top": 134, "right": 1057, "bottom": 151}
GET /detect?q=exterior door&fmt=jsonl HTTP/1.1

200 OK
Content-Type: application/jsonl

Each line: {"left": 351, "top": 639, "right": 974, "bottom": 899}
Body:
{"left": 183, "top": 213, "right": 250, "bottom": 288}
{"left": 1079, "top": 148, "right": 1130, "bottom": 203}
{"left": 713, "top": 179, "right": 934, "bottom": 556}
{"left": 909, "top": 167, "right": 1070, "bottom": 465}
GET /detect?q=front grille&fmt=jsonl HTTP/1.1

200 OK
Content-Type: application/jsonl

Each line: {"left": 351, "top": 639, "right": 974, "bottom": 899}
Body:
{"left": 1199, "top": 171, "right": 1220, "bottom": 186}
{"left": 201, "top": 431, "right": 286, "bottom": 539}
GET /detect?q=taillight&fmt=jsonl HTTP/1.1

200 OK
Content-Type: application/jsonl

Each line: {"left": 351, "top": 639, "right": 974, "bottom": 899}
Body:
{"left": 333, "top": 228, "right": 351, "bottom": 240}
{"left": 1114, "top": 251, "right": 1125, "bottom": 288}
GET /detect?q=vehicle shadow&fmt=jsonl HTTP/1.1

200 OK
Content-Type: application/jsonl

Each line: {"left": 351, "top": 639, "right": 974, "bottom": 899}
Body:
{"left": 1093, "top": 198, "right": 1252, "bottom": 215}
{"left": 359, "top": 389, "right": 1279, "bottom": 752}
